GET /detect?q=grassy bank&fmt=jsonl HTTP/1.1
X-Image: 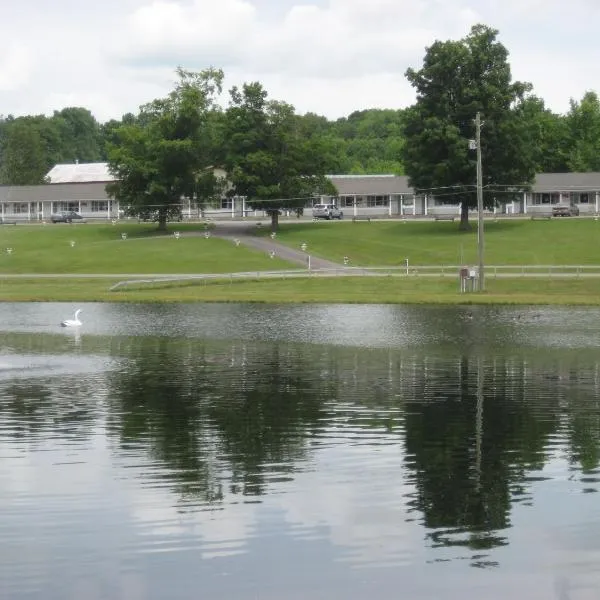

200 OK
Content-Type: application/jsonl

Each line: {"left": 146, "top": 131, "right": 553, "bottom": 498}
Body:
{"left": 2, "top": 219, "right": 600, "bottom": 304}
{"left": 4, "top": 275, "right": 600, "bottom": 305}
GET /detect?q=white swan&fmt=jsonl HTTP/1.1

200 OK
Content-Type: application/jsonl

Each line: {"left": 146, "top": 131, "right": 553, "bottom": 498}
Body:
{"left": 61, "top": 309, "right": 82, "bottom": 327}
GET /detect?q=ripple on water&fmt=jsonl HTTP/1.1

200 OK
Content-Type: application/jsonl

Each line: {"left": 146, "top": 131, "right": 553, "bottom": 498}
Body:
{"left": 2, "top": 305, "right": 600, "bottom": 599}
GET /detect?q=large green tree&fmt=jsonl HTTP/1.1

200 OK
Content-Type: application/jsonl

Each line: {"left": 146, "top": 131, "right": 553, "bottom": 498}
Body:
{"left": 52, "top": 107, "right": 103, "bottom": 164}
{"left": 403, "top": 24, "right": 536, "bottom": 229}
{"left": 516, "top": 96, "right": 570, "bottom": 173}
{"left": 0, "top": 118, "right": 48, "bottom": 184}
{"left": 222, "top": 82, "right": 336, "bottom": 230}
{"left": 566, "top": 91, "right": 600, "bottom": 172}
{"left": 106, "top": 68, "right": 223, "bottom": 231}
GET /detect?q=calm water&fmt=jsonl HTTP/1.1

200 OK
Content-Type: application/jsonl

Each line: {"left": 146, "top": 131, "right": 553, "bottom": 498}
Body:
{"left": 1, "top": 302, "right": 600, "bottom": 599}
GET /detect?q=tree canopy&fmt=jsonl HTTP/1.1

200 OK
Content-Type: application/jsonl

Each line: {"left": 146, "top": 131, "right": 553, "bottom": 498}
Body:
{"left": 403, "top": 24, "right": 537, "bottom": 228}
{"left": 105, "top": 68, "right": 224, "bottom": 231}
{"left": 221, "top": 82, "right": 336, "bottom": 230}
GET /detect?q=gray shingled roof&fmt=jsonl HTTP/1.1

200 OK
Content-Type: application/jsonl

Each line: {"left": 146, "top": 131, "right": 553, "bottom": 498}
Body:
{"left": 327, "top": 175, "right": 412, "bottom": 195}
{"left": 533, "top": 173, "right": 600, "bottom": 192}
{"left": 327, "top": 173, "right": 600, "bottom": 195}
{"left": 2, "top": 172, "right": 600, "bottom": 204}
{"left": 0, "top": 182, "right": 110, "bottom": 202}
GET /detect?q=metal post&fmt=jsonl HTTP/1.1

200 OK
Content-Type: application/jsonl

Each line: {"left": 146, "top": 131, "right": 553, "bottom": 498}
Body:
{"left": 475, "top": 112, "right": 485, "bottom": 291}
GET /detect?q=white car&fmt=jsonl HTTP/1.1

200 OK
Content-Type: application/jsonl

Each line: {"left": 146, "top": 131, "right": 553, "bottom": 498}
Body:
{"left": 312, "top": 204, "right": 343, "bottom": 220}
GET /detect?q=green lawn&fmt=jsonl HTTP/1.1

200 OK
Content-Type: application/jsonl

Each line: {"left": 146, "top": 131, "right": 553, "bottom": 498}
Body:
{"left": 3, "top": 219, "right": 600, "bottom": 304}
{"left": 0, "top": 222, "right": 292, "bottom": 274}
{"left": 3, "top": 275, "right": 600, "bottom": 305}
{"left": 264, "top": 219, "right": 600, "bottom": 266}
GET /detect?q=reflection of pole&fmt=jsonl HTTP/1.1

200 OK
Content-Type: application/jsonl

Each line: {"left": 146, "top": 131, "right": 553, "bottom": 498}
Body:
{"left": 475, "top": 112, "right": 485, "bottom": 291}
{"left": 475, "top": 356, "right": 484, "bottom": 492}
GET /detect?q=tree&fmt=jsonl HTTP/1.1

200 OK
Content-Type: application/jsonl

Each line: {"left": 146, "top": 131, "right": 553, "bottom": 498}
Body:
{"left": 516, "top": 96, "right": 570, "bottom": 173}
{"left": 222, "top": 82, "right": 336, "bottom": 231}
{"left": 566, "top": 91, "right": 600, "bottom": 172}
{"left": 51, "top": 107, "right": 103, "bottom": 163}
{"left": 0, "top": 118, "right": 48, "bottom": 184}
{"left": 106, "top": 67, "right": 224, "bottom": 231}
{"left": 403, "top": 24, "right": 536, "bottom": 229}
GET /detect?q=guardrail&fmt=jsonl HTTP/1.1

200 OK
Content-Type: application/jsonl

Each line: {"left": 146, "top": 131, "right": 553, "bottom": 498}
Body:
{"left": 106, "top": 264, "right": 600, "bottom": 290}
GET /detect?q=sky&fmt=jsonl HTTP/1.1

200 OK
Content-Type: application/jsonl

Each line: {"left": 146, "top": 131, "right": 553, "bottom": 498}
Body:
{"left": 0, "top": 0, "right": 598, "bottom": 123}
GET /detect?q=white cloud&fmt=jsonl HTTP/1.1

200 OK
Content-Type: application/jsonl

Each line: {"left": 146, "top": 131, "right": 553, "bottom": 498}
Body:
{"left": 118, "top": 0, "right": 476, "bottom": 79}
{"left": 0, "top": 43, "right": 33, "bottom": 92}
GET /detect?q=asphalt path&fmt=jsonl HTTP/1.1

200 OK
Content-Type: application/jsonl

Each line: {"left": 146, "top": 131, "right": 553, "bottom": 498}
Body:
{"left": 209, "top": 220, "right": 343, "bottom": 269}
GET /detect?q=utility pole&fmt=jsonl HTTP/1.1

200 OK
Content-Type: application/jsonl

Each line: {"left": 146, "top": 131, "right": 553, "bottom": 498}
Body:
{"left": 475, "top": 112, "right": 485, "bottom": 291}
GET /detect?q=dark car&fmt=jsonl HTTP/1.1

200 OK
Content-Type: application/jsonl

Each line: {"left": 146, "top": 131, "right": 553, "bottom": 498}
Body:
{"left": 50, "top": 211, "right": 84, "bottom": 223}
{"left": 552, "top": 205, "right": 579, "bottom": 217}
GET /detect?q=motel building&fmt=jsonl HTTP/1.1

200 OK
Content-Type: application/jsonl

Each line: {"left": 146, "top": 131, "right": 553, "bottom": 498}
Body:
{"left": 1, "top": 163, "right": 600, "bottom": 222}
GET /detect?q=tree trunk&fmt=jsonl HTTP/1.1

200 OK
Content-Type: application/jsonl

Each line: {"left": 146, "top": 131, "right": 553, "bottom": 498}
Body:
{"left": 459, "top": 202, "right": 471, "bottom": 231}
{"left": 270, "top": 210, "right": 279, "bottom": 232}
{"left": 157, "top": 212, "right": 168, "bottom": 232}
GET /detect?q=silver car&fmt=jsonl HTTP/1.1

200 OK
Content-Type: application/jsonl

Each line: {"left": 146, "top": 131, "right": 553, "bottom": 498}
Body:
{"left": 50, "top": 211, "right": 84, "bottom": 223}
{"left": 312, "top": 204, "right": 343, "bottom": 220}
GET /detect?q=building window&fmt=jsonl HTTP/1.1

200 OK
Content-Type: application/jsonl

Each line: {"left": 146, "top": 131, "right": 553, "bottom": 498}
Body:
{"left": 366, "top": 195, "right": 388, "bottom": 207}
{"left": 340, "top": 196, "right": 355, "bottom": 208}
{"left": 534, "top": 193, "right": 559, "bottom": 205}
{"left": 91, "top": 201, "right": 108, "bottom": 212}
{"left": 12, "top": 203, "right": 28, "bottom": 214}
{"left": 221, "top": 198, "right": 232, "bottom": 210}
{"left": 57, "top": 202, "right": 79, "bottom": 212}
{"left": 402, "top": 195, "right": 414, "bottom": 206}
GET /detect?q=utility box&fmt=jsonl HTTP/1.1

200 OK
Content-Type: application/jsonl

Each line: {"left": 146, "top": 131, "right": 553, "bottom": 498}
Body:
{"left": 460, "top": 267, "right": 479, "bottom": 292}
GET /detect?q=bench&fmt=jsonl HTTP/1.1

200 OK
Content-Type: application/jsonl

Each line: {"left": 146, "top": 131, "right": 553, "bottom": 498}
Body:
{"left": 0, "top": 219, "right": 17, "bottom": 225}
{"left": 352, "top": 215, "right": 371, "bottom": 222}
{"left": 433, "top": 215, "right": 456, "bottom": 222}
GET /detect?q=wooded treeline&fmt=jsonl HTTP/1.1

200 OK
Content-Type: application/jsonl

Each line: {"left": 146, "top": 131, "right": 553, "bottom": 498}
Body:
{"left": 3, "top": 87, "right": 600, "bottom": 187}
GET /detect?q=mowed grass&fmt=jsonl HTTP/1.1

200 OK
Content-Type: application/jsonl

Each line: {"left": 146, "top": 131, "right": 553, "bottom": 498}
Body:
{"left": 3, "top": 219, "right": 600, "bottom": 304}
{"left": 264, "top": 218, "right": 600, "bottom": 266}
{"left": 4, "top": 275, "right": 600, "bottom": 305}
{"left": 0, "top": 222, "right": 293, "bottom": 274}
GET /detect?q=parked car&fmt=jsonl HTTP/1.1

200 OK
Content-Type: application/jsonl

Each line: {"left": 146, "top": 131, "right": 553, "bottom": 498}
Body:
{"left": 312, "top": 204, "right": 343, "bottom": 220}
{"left": 552, "top": 205, "right": 579, "bottom": 217}
{"left": 50, "top": 211, "right": 84, "bottom": 223}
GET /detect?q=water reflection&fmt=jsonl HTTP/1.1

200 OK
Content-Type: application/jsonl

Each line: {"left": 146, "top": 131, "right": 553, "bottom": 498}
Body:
{"left": 2, "top": 305, "right": 600, "bottom": 598}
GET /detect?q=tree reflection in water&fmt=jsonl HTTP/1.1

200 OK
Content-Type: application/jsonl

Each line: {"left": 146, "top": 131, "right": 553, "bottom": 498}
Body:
{"left": 2, "top": 330, "right": 600, "bottom": 569}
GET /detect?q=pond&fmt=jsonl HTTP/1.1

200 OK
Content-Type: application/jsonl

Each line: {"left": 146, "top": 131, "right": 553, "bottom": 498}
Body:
{"left": 1, "top": 302, "right": 600, "bottom": 599}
